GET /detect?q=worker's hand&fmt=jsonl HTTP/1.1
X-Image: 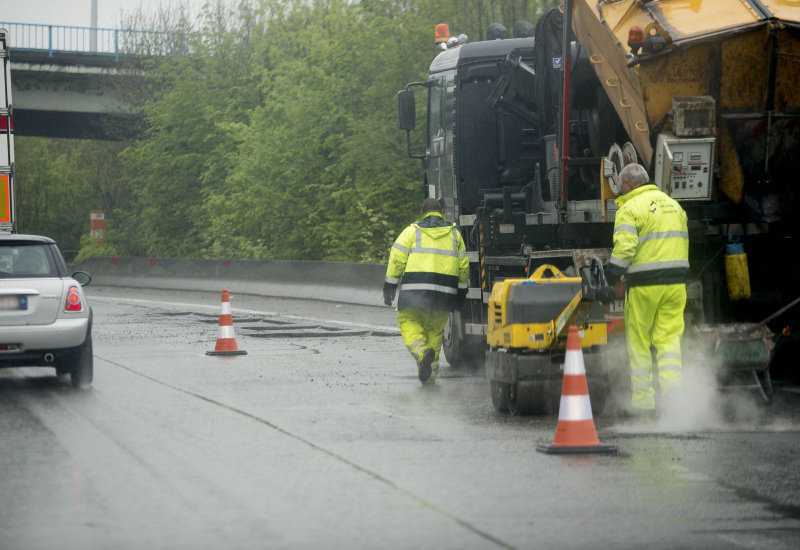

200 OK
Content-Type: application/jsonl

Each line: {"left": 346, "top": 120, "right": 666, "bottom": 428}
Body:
{"left": 614, "top": 282, "right": 626, "bottom": 299}
{"left": 456, "top": 289, "right": 467, "bottom": 310}
{"left": 382, "top": 282, "right": 397, "bottom": 307}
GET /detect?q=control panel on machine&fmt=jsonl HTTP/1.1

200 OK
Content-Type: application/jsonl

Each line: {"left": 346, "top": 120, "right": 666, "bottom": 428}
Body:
{"left": 654, "top": 132, "right": 714, "bottom": 200}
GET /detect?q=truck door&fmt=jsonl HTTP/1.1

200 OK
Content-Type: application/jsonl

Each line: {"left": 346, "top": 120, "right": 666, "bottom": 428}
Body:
{"left": 425, "top": 76, "right": 448, "bottom": 203}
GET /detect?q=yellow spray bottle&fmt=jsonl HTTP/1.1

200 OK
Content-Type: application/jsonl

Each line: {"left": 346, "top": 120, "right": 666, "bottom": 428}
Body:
{"left": 725, "top": 235, "right": 751, "bottom": 301}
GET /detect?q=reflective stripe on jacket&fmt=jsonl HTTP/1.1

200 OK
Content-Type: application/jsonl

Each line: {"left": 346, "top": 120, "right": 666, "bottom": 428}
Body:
{"left": 384, "top": 212, "right": 469, "bottom": 311}
{"left": 609, "top": 184, "right": 689, "bottom": 287}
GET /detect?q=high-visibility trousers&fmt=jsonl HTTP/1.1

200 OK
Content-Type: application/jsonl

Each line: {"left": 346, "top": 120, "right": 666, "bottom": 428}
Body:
{"left": 397, "top": 307, "right": 450, "bottom": 381}
{"left": 625, "top": 284, "right": 686, "bottom": 410}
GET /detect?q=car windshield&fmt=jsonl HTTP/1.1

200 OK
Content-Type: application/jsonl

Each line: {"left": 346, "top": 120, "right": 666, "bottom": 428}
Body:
{"left": 0, "top": 244, "right": 57, "bottom": 278}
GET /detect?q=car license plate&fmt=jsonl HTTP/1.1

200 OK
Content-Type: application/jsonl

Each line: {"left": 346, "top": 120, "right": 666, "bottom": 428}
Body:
{"left": 0, "top": 295, "right": 27, "bottom": 310}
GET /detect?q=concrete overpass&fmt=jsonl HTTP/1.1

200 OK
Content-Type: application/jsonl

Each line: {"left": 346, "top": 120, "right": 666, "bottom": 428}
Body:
{"left": 2, "top": 22, "right": 178, "bottom": 140}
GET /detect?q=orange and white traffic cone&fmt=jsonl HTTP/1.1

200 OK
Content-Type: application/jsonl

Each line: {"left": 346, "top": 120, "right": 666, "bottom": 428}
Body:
{"left": 536, "top": 325, "right": 616, "bottom": 454}
{"left": 206, "top": 289, "right": 247, "bottom": 356}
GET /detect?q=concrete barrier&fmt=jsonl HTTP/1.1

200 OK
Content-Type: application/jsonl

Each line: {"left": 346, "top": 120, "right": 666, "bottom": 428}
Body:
{"left": 74, "top": 257, "right": 388, "bottom": 307}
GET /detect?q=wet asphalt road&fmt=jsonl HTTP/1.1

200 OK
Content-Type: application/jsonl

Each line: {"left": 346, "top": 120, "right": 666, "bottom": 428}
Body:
{"left": 1, "top": 286, "right": 800, "bottom": 550}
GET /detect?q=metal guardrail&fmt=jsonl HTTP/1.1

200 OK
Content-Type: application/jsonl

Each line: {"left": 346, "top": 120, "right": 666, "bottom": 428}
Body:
{"left": 74, "top": 257, "right": 388, "bottom": 308}
{"left": 0, "top": 21, "right": 182, "bottom": 60}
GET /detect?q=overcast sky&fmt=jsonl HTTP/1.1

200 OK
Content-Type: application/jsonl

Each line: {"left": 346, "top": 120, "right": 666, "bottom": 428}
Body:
{"left": 2, "top": 0, "right": 200, "bottom": 29}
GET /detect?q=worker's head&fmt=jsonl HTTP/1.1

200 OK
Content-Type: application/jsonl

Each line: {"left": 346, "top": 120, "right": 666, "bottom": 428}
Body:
{"left": 513, "top": 21, "right": 534, "bottom": 38}
{"left": 421, "top": 197, "right": 443, "bottom": 215}
{"left": 618, "top": 163, "right": 649, "bottom": 195}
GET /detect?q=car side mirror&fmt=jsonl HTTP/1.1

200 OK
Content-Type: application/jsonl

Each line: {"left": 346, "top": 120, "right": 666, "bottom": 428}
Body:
{"left": 71, "top": 271, "right": 92, "bottom": 286}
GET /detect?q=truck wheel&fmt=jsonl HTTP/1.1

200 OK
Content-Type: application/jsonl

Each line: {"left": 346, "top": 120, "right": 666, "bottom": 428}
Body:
{"left": 490, "top": 381, "right": 510, "bottom": 412}
{"left": 442, "top": 311, "right": 463, "bottom": 366}
{"left": 69, "top": 332, "right": 94, "bottom": 389}
{"left": 442, "top": 311, "right": 484, "bottom": 369}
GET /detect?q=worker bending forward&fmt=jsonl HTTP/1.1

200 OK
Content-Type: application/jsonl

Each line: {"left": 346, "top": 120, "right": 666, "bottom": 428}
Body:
{"left": 383, "top": 198, "right": 469, "bottom": 384}
{"left": 606, "top": 164, "right": 690, "bottom": 413}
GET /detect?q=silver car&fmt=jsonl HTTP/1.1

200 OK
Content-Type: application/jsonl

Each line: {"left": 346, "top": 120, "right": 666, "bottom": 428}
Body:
{"left": 0, "top": 234, "right": 93, "bottom": 387}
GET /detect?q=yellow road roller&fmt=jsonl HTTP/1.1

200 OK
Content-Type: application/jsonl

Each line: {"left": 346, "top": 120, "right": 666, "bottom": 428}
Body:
{"left": 485, "top": 257, "right": 615, "bottom": 415}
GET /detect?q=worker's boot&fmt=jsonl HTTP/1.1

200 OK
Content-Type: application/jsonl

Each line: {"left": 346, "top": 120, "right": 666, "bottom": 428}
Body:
{"left": 618, "top": 405, "right": 658, "bottom": 421}
{"left": 418, "top": 349, "right": 435, "bottom": 384}
{"left": 429, "top": 362, "right": 439, "bottom": 384}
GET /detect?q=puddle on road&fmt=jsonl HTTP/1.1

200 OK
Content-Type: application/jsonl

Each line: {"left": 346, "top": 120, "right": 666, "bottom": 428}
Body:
{"left": 195, "top": 317, "right": 264, "bottom": 324}
{"left": 150, "top": 310, "right": 398, "bottom": 339}
{"left": 203, "top": 346, "right": 319, "bottom": 357}
{"left": 608, "top": 431, "right": 709, "bottom": 440}
{"left": 243, "top": 325, "right": 321, "bottom": 331}
{"left": 246, "top": 330, "right": 371, "bottom": 339}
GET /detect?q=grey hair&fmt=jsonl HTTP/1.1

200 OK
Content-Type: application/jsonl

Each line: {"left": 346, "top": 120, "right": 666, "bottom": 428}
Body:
{"left": 619, "top": 163, "right": 649, "bottom": 188}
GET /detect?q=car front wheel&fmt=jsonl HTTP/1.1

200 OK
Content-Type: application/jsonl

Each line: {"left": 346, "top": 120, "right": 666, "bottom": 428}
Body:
{"left": 69, "top": 331, "right": 94, "bottom": 388}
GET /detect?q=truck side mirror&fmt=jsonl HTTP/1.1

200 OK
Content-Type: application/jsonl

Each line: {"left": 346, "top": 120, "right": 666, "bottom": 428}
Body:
{"left": 397, "top": 90, "right": 416, "bottom": 131}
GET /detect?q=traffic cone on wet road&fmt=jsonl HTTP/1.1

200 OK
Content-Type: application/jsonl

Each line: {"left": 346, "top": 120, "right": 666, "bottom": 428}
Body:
{"left": 206, "top": 289, "right": 247, "bottom": 356}
{"left": 536, "top": 325, "right": 616, "bottom": 454}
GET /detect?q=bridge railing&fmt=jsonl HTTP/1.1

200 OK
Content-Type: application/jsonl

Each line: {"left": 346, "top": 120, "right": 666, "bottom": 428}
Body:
{"left": 0, "top": 21, "right": 183, "bottom": 60}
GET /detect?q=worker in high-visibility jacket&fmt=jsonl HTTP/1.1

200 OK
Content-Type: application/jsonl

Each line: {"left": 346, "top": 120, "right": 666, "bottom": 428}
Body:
{"left": 606, "top": 164, "right": 689, "bottom": 413}
{"left": 383, "top": 198, "right": 469, "bottom": 384}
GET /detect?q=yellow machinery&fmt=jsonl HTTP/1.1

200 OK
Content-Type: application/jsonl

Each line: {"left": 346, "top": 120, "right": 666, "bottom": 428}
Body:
{"left": 486, "top": 257, "right": 615, "bottom": 415}
{"left": 573, "top": 0, "right": 800, "bottom": 206}
{"left": 568, "top": 0, "right": 800, "bottom": 328}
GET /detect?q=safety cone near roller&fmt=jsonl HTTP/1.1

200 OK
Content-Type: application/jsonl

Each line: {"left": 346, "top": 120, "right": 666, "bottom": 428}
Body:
{"left": 206, "top": 289, "right": 247, "bottom": 356}
{"left": 536, "top": 325, "right": 616, "bottom": 454}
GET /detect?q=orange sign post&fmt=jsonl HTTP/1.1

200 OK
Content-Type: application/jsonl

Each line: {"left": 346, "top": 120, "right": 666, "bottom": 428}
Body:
{"left": 0, "top": 175, "right": 9, "bottom": 224}
{"left": 90, "top": 210, "right": 107, "bottom": 246}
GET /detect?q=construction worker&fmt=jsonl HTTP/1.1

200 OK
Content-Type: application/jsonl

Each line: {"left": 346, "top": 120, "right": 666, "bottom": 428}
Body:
{"left": 383, "top": 198, "right": 469, "bottom": 384}
{"left": 606, "top": 163, "right": 689, "bottom": 414}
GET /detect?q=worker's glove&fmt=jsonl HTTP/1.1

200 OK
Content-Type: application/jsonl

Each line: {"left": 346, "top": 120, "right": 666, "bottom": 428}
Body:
{"left": 614, "top": 282, "right": 627, "bottom": 299}
{"left": 605, "top": 264, "right": 624, "bottom": 286}
{"left": 383, "top": 283, "right": 397, "bottom": 307}
{"left": 456, "top": 288, "right": 468, "bottom": 310}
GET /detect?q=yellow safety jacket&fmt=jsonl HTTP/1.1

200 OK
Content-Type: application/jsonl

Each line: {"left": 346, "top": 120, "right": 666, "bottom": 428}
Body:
{"left": 384, "top": 212, "right": 469, "bottom": 311}
{"left": 608, "top": 184, "right": 689, "bottom": 287}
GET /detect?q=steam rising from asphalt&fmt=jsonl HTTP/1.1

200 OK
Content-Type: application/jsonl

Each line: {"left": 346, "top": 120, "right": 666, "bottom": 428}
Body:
{"left": 657, "top": 353, "right": 733, "bottom": 432}
{"left": 615, "top": 333, "right": 774, "bottom": 433}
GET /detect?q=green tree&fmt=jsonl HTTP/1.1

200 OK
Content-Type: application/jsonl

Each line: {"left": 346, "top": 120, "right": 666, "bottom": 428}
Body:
{"left": 14, "top": 138, "right": 129, "bottom": 258}
{"left": 205, "top": 0, "right": 427, "bottom": 262}
{"left": 118, "top": 0, "right": 264, "bottom": 257}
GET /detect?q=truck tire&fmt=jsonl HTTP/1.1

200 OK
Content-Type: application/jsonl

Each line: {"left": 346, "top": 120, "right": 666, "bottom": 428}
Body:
{"left": 69, "top": 331, "right": 94, "bottom": 389}
{"left": 442, "top": 311, "right": 485, "bottom": 369}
